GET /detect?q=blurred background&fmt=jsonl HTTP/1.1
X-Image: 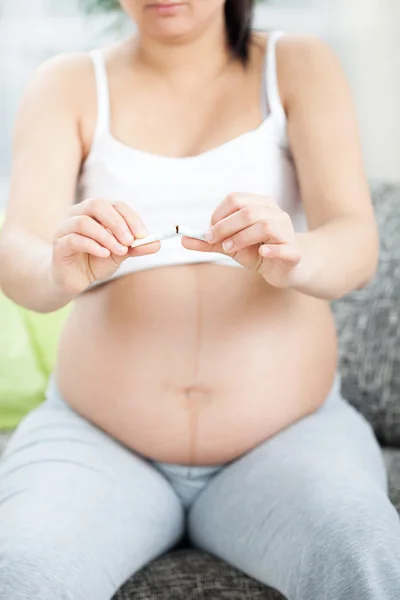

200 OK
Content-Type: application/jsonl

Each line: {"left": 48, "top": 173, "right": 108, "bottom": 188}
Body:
{"left": 0, "top": 0, "right": 399, "bottom": 209}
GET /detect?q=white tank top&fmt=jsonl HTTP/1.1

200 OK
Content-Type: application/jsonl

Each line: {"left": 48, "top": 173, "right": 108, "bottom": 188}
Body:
{"left": 78, "top": 31, "right": 306, "bottom": 281}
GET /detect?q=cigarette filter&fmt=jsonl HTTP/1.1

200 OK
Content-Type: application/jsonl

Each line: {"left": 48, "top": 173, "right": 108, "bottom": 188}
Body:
{"left": 131, "top": 229, "right": 176, "bottom": 248}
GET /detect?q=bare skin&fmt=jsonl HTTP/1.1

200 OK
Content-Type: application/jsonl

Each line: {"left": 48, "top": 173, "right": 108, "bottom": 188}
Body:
{"left": 0, "top": 1, "right": 378, "bottom": 464}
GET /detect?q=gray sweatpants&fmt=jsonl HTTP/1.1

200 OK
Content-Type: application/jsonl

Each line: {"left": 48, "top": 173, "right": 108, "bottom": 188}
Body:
{"left": 0, "top": 377, "right": 400, "bottom": 600}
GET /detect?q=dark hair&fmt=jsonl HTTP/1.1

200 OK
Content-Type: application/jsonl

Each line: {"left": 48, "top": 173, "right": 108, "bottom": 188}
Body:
{"left": 224, "top": 0, "right": 255, "bottom": 63}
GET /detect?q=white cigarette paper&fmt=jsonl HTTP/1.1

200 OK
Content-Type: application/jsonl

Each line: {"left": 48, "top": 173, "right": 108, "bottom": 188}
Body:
{"left": 131, "top": 229, "right": 176, "bottom": 248}
{"left": 176, "top": 226, "right": 207, "bottom": 241}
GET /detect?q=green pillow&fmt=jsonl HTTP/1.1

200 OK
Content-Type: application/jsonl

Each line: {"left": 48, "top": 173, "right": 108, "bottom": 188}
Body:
{"left": 0, "top": 294, "right": 71, "bottom": 431}
{"left": 0, "top": 214, "right": 71, "bottom": 428}
{"left": 20, "top": 306, "right": 71, "bottom": 379}
{"left": 0, "top": 291, "right": 47, "bottom": 429}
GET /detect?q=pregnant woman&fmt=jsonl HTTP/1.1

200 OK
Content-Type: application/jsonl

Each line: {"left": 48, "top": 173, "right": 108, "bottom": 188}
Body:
{"left": 0, "top": 1, "right": 399, "bottom": 598}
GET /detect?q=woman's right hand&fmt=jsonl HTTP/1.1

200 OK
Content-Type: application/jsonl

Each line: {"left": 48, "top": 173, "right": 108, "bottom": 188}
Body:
{"left": 51, "top": 198, "right": 159, "bottom": 294}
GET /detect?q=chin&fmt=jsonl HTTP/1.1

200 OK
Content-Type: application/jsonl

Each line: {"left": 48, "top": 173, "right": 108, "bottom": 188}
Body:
{"left": 144, "top": 17, "right": 195, "bottom": 40}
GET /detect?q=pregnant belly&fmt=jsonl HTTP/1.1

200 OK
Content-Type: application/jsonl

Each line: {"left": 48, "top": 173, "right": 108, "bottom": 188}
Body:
{"left": 56, "top": 264, "right": 337, "bottom": 464}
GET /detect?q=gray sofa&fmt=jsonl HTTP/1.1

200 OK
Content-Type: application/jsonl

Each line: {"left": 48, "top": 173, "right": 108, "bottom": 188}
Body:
{"left": 1, "top": 183, "right": 400, "bottom": 599}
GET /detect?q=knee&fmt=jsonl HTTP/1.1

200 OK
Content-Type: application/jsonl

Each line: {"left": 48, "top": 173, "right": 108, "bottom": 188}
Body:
{"left": 301, "top": 476, "right": 399, "bottom": 565}
{"left": 0, "top": 538, "right": 84, "bottom": 600}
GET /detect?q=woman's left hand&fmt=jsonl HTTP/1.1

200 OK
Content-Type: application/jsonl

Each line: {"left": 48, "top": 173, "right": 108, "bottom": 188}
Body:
{"left": 181, "top": 193, "right": 304, "bottom": 289}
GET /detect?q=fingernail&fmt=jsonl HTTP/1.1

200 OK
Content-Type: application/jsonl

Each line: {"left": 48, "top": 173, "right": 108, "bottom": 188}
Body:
{"left": 135, "top": 228, "right": 148, "bottom": 240}
{"left": 223, "top": 239, "right": 233, "bottom": 252}
{"left": 122, "top": 232, "right": 134, "bottom": 244}
{"left": 260, "top": 246, "right": 270, "bottom": 256}
{"left": 116, "top": 244, "right": 128, "bottom": 254}
{"left": 206, "top": 230, "right": 214, "bottom": 242}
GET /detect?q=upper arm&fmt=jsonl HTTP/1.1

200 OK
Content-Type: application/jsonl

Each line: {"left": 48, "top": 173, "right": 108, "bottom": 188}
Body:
{"left": 279, "top": 36, "right": 376, "bottom": 231}
{"left": 2, "top": 53, "right": 91, "bottom": 244}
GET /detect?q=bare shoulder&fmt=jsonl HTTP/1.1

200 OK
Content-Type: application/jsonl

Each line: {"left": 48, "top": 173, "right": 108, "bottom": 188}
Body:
{"left": 21, "top": 52, "right": 94, "bottom": 114}
{"left": 14, "top": 52, "right": 101, "bottom": 158}
{"left": 278, "top": 34, "right": 336, "bottom": 61}
{"left": 278, "top": 34, "right": 343, "bottom": 78}
{"left": 276, "top": 35, "right": 349, "bottom": 112}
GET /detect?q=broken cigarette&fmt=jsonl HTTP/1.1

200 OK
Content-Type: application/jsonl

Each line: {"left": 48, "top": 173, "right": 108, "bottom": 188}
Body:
{"left": 131, "top": 226, "right": 207, "bottom": 248}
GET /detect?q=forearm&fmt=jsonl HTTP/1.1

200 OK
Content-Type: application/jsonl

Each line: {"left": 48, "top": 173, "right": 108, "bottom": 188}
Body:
{"left": 293, "top": 216, "right": 379, "bottom": 301}
{"left": 0, "top": 232, "right": 75, "bottom": 313}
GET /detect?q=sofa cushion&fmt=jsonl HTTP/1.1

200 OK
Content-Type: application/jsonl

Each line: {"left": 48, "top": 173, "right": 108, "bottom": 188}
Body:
{"left": 114, "top": 550, "right": 284, "bottom": 600}
{"left": 333, "top": 183, "right": 400, "bottom": 447}
{"left": 384, "top": 448, "right": 400, "bottom": 513}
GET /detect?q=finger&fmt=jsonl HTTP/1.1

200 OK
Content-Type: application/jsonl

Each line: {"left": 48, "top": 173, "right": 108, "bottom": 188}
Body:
{"left": 180, "top": 236, "right": 219, "bottom": 253}
{"left": 112, "top": 201, "right": 148, "bottom": 240}
{"left": 57, "top": 216, "right": 128, "bottom": 256}
{"left": 208, "top": 206, "right": 271, "bottom": 245}
{"left": 127, "top": 241, "right": 161, "bottom": 257}
{"left": 56, "top": 233, "right": 111, "bottom": 259}
{"left": 210, "top": 193, "right": 248, "bottom": 227}
{"left": 220, "top": 219, "right": 282, "bottom": 254}
{"left": 259, "top": 243, "right": 301, "bottom": 263}
{"left": 72, "top": 199, "right": 137, "bottom": 246}
{"left": 210, "top": 193, "right": 275, "bottom": 226}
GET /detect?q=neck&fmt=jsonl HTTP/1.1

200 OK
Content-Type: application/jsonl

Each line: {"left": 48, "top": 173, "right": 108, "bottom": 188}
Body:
{"left": 133, "top": 14, "right": 232, "bottom": 79}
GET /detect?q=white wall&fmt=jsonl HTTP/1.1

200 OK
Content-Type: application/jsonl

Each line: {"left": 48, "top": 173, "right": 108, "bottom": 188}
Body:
{"left": 325, "top": 0, "right": 400, "bottom": 182}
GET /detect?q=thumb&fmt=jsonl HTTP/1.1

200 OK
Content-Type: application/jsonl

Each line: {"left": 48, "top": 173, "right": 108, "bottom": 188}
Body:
{"left": 125, "top": 241, "right": 162, "bottom": 259}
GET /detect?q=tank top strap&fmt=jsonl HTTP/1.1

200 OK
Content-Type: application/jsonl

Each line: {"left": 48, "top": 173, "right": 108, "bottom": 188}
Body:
{"left": 89, "top": 49, "right": 110, "bottom": 139}
{"left": 264, "top": 31, "right": 288, "bottom": 149}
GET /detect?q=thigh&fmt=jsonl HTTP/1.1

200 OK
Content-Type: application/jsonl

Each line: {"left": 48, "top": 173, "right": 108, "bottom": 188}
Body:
{"left": 0, "top": 381, "right": 184, "bottom": 600}
{"left": 189, "top": 381, "right": 400, "bottom": 599}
